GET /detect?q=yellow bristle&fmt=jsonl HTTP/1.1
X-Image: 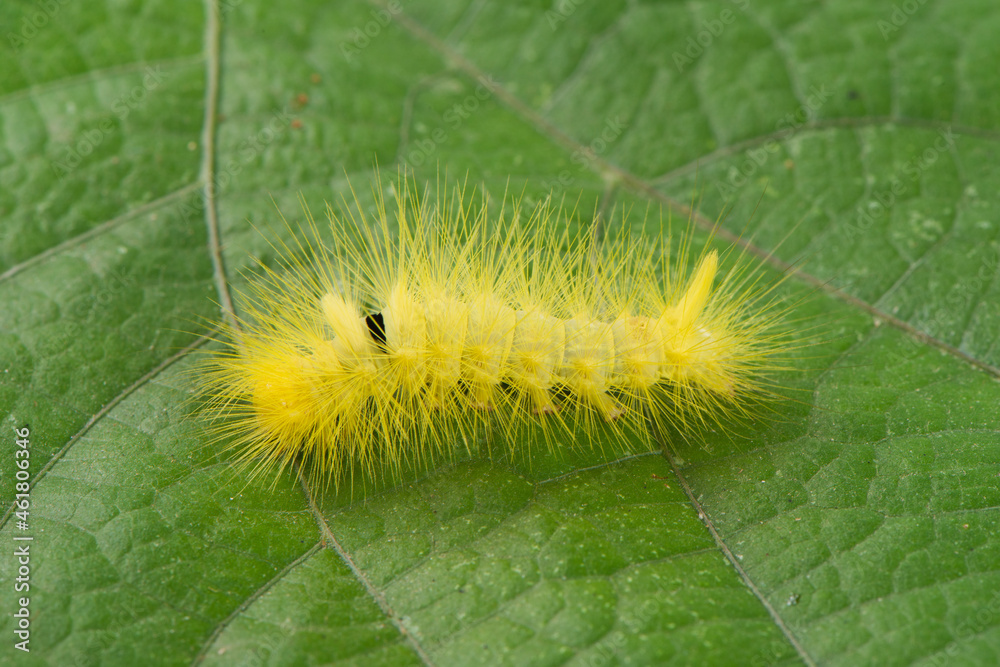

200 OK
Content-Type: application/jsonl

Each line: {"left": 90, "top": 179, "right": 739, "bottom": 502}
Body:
{"left": 249, "top": 357, "right": 314, "bottom": 448}
{"left": 463, "top": 293, "right": 515, "bottom": 410}
{"left": 510, "top": 306, "right": 565, "bottom": 416}
{"left": 194, "top": 168, "right": 797, "bottom": 489}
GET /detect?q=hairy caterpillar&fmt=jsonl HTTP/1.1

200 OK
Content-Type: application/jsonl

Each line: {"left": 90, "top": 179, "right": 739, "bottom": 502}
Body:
{"left": 197, "top": 171, "right": 790, "bottom": 488}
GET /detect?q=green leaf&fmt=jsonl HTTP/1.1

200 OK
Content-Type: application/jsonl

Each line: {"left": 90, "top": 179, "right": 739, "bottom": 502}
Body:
{"left": 2, "top": 0, "right": 998, "bottom": 665}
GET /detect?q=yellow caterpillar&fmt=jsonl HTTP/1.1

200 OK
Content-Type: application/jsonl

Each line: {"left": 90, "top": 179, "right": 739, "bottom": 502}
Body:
{"left": 197, "top": 171, "right": 788, "bottom": 488}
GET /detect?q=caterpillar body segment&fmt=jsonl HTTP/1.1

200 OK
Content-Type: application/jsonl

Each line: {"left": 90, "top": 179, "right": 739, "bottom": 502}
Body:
{"left": 197, "top": 175, "right": 785, "bottom": 487}
{"left": 463, "top": 293, "right": 516, "bottom": 410}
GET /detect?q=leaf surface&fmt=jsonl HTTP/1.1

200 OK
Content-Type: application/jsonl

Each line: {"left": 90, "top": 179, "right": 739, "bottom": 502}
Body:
{"left": 2, "top": 1, "right": 998, "bottom": 665}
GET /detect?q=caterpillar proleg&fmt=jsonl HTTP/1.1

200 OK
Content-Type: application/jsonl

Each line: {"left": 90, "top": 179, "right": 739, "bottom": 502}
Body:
{"left": 197, "top": 171, "right": 790, "bottom": 488}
